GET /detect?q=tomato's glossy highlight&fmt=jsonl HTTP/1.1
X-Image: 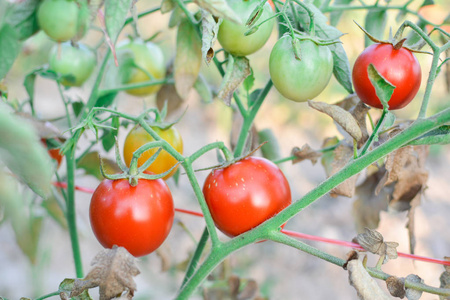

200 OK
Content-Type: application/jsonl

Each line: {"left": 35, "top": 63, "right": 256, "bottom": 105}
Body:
{"left": 352, "top": 43, "right": 422, "bottom": 110}
{"left": 269, "top": 36, "right": 333, "bottom": 102}
{"left": 49, "top": 43, "right": 96, "bottom": 87}
{"left": 217, "top": 0, "right": 274, "bottom": 56}
{"left": 89, "top": 178, "right": 174, "bottom": 257}
{"left": 123, "top": 125, "right": 183, "bottom": 180}
{"left": 203, "top": 157, "right": 291, "bottom": 237}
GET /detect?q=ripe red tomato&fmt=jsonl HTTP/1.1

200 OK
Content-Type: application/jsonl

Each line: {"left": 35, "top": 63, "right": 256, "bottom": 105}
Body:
{"left": 203, "top": 157, "right": 291, "bottom": 237}
{"left": 352, "top": 43, "right": 421, "bottom": 110}
{"left": 89, "top": 178, "right": 174, "bottom": 257}
{"left": 123, "top": 125, "right": 183, "bottom": 180}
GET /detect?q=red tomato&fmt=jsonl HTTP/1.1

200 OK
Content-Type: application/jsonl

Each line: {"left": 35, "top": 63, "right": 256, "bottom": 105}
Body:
{"left": 41, "top": 138, "right": 63, "bottom": 168}
{"left": 352, "top": 43, "right": 421, "bottom": 110}
{"left": 203, "top": 157, "right": 291, "bottom": 237}
{"left": 89, "top": 178, "right": 174, "bottom": 257}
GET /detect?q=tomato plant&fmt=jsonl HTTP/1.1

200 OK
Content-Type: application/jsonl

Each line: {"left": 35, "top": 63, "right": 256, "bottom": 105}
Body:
{"left": 41, "top": 138, "right": 63, "bottom": 168}
{"left": 217, "top": 0, "right": 274, "bottom": 56}
{"left": 37, "top": 0, "right": 86, "bottom": 42}
{"left": 48, "top": 42, "right": 96, "bottom": 87}
{"left": 89, "top": 177, "right": 174, "bottom": 257}
{"left": 123, "top": 125, "right": 183, "bottom": 180}
{"left": 352, "top": 43, "right": 422, "bottom": 110}
{"left": 269, "top": 35, "right": 334, "bottom": 102}
{"left": 117, "top": 39, "right": 166, "bottom": 96}
{"left": 202, "top": 157, "right": 291, "bottom": 237}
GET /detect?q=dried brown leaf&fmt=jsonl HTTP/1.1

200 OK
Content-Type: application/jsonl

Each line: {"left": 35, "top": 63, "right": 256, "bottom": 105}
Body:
{"left": 228, "top": 275, "right": 240, "bottom": 297}
{"left": 440, "top": 257, "right": 450, "bottom": 300}
{"left": 201, "top": 10, "right": 222, "bottom": 64}
{"left": 329, "top": 144, "right": 359, "bottom": 198}
{"left": 291, "top": 144, "right": 322, "bottom": 165}
{"left": 405, "top": 274, "right": 424, "bottom": 300}
{"left": 308, "top": 100, "right": 363, "bottom": 142}
{"left": 353, "top": 169, "right": 391, "bottom": 233}
{"left": 70, "top": 246, "right": 140, "bottom": 300}
{"left": 237, "top": 279, "right": 258, "bottom": 300}
{"left": 217, "top": 56, "right": 251, "bottom": 106}
{"left": 356, "top": 228, "right": 399, "bottom": 264}
{"left": 320, "top": 136, "right": 340, "bottom": 176}
{"left": 386, "top": 276, "right": 406, "bottom": 298}
{"left": 347, "top": 255, "right": 391, "bottom": 300}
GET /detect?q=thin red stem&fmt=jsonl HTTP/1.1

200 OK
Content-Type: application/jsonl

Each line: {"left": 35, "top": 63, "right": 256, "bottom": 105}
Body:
{"left": 55, "top": 182, "right": 450, "bottom": 267}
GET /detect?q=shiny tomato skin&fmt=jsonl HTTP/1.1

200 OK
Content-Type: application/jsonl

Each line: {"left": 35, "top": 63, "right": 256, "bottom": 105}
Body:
{"left": 123, "top": 125, "right": 183, "bottom": 180}
{"left": 217, "top": 0, "right": 274, "bottom": 56}
{"left": 89, "top": 178, "right": 174, "bottom": 257}
{"left": 352, "top": 43, "right": 421, "bottom": 110}
{"left": 203, "top": 157, "right": 291, "bottom": 237}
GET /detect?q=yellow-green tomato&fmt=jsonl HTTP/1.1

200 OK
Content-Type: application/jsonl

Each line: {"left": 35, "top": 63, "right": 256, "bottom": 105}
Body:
{"left": 123, "top": 125, "right": 183, "bottom": 180}
{"left": 269, "top": 35, "right": 333, "bottom": 102}
{"left": 117, "top": 40, "right": 165, "bottom": 96}
{"left": 37, "top": 0, "right": 81, "bottom": 42}
{"left": 49, "top": 42, "right": 96, "bottom": 87}
{"left": 217, "top": 0, "right": 274, "bottom": 56}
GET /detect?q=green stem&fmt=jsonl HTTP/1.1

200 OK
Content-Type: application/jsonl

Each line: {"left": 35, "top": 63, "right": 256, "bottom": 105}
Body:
{"left": 233, "top": 80, "right": 273, "bottom": 157}
{"left": 189, "top": 141, "right": 234, "bottom": 163}
{"left": 98, "top": 78, "right": 173, "bottom": 96}
{"left": 292, "top": 0, "right": 316, "bottom": 35}
{"left": 65, "top": 148, "right": 83, "bottom": 278}
{"left": 35, "top": 291, "right": 60, "bottom": 300}
{"left": 359, "top": 108, "right": 387, "bottom": 156}
{"left": 56, "top": 82, "right": 73, "bottom": 132}
{"left": 123, "top": 7, "right": 161, "bottom": 27}
{"left": 181, "top": 227, "right": 210, "bottom": 288}
{"left": 182, "top": 160, "right": 222, "bottom": 247}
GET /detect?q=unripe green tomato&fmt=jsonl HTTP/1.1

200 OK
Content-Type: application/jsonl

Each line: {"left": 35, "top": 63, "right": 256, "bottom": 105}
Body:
{"left": 49, "top": 42, "right": 96, "bottom": 87}
{"left": 37, "top": 0, "right": 81, "bottom": 42}
{"left": 117, "top": 40, "right": 166, "bottom": 96}
{"left": 217, "top": 0, "right": 274, "bottom": 56}
{"left": 269, "top": 35, "right": 333, "bottom": 102}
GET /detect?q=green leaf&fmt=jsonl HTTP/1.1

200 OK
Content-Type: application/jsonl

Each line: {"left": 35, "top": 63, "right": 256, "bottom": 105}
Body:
{"left": 248, "top": 88, "right": 262, "bottom": 107}
{"left": 105, "top": 0, "right": 133, "bottom": 44}
{"left": 101, "top": 116, "right": 119, "bottom": 152}
{"left": 194, "top": 74, "right": 213, "bottom": 103}
{"left": 96, "top": 92, "right": 118, "bottom": 108}
{"left": 175, "top": 20, "right": 202, "bottom": 97}
{"left": 367, "top": 64, "right": 395, "bottom": 110}
{"left": 243, "top": 68, "right": 255, "bottom": 93}
{"left": 304, "top": 3, "right": 353, "bottom": 93}
{"left": 193, "top": 0, "right": 241, "bottom": 23}
{"left": 23, "top": 72, "right": 36, "bottom": 110}
{"left": 72, "top": 100, "right": 85, "bottom": 117}
{"left": 329, "top": 0, "right": 353, "bottom": 27}
{"left": 4, "top": 0, "right": 40, "bottom": 41}
{"left": 258, "top": 129, "right": 281, "bottom": 161}
{"left": 0, "top": 104, "right": 53, "bottom": 198}
{"left": 0, "top": 24, "right": 21, "bottom": 80}
{"left": 77, "top": 151, "right": 121, "bottom": 180}
{"left": 364, "top": 9, "right": 387, "bottom": 47}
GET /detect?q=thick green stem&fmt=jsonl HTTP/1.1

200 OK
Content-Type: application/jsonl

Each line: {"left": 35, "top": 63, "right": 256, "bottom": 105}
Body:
{"left": 65, "top": 149, "right": 83, "bottom": 278}
{"left": 233, "top": 80, "right": 273, "bottom": 157}
{"left": 181, "top": 227, "right": 210, "bottom": 288}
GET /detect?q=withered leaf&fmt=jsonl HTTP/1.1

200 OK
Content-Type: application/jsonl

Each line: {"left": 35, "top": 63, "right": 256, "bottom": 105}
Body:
{"left": 237, "top": 279, "right": 258, "bottom": 300}
{"left": 201, "top": 10, "right": 222, "bottom": 64}
{"left": 386, "top": 276, "right": 406, "bottom": 298}
{"left": 217, "top": 56, "right": 251, "bottom": 106}
{"left": 353, "top": 169, "right": 391, "bottom": 233}
{"left": 329, "top": 144, "right": 359, "bottom": 198}
{"left": 347, "top": 254, "right": 391, "bottom": 300}
{"left": 291, "top": 144, "right": 322, "bottom": 165}
{"left": 156, "top": 84, "right": 184, "bottom": 116}
{"left": 308, "top": 100, "right": 363, "bottom": 142}
{"left": 175, "top": 20, "right": 202, "bottom": 97}
{"left": 228, "top": 275, "right": 241, "bottom": 297}
{"left": 439, "top": 257, "right": 450, "bottom": 300}
{"left": 320, "top": 136, "right": 340, "bottom": 176}
{"left": 405, "top": 274, "right": 423, "bottom": 300}
{"left": 355, "top": 228, "right": 399, "bottom": 264}
{"left": 70, "top": 246, "right": 140, "bottom": 300}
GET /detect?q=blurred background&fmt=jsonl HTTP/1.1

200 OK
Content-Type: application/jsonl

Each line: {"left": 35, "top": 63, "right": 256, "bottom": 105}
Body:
{"left": 1, "top": 0, "right": 449, "bottom": 299}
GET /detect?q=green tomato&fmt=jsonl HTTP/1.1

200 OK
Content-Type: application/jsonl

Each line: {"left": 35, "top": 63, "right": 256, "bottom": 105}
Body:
{"left": 217, "top": 0, "right": 274, "bottom": 56}
{"left": 49, "top": 42, "right": 96, "bottom": 87}
{"left": 269, "top": 35, "right": 333, "bottom": 102}
{"left": 117, "top": 40, "right": 166, "bottom": 96}
{"left": 37, "top": 0, "right": 82, "bottom": 42}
